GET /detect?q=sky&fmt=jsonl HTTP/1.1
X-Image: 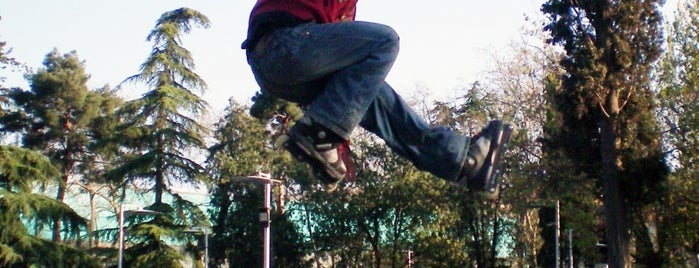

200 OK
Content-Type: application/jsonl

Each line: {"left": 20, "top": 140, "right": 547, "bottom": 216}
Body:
{"left": 0, "top": 0, "right": 682, "bottom": 112}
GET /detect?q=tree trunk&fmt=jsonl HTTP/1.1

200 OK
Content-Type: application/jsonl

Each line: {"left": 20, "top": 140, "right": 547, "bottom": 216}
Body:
{"left": 600, "top": 92, "right": 631, "bottom": 268}
{"left": 359, "top": 217, "right": 382, "bottom": 268}
{"left": 372, "top": 217, "right": 382, "bottom": 268}
{"left": 391, "top": 208, "right": 403, "bottom": 268}
{"left": 155, "top": 172, "right": 165, "bottom": 204}
{"left": 53, "top": 160, "right": 71, "bottom": 242}
{"left": 53, "top": 185, "right": 65, "bottom": 242}
{"left": 89, "top": 187, "right": 96, "bottom": 247}
{"left": 491, "top": 196, "right": 502, "bottom": 268}
{"left": 303, "top": 204, "right": 322, "bottom": 268}
{"left": 155, "top": 128, "right": 165, "bottom": 205}
{"left": 155, "top": 140, "right": 165, "bottom": 205}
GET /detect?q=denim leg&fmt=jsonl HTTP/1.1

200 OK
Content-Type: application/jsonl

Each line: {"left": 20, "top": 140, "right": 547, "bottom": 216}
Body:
{"left": 359, "top": 83, "right": 469, "bottom": 181}
{"left": 247, "top": 21, "right": 399, "bottom": 139}
{"left": 247, "top": 21, "right": 467, "bottom": 181}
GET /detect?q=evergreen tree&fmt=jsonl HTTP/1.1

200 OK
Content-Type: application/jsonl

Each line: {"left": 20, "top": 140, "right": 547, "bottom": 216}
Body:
{"left": 0, "top": 147, "right": 99, "bottom": 267}
{"left": 0, "top": 42, "right": 98, "bottom": 267}
{"left": 207, "top": 101, "right": 308, "bottom": 267}
{"left": 114, "top": 7, "right": 210, "bottom": 205}
{"left": 1, "top": 49, "right": 111, "bottom": 243}
{"left": 107, "top": 8, "right": 211, "bottom": 267}
{"left": 541, "top": 1, "right": 667, "bottom": 267}
{"left": 479, "top": 21, "right": 588, "bottom": 267}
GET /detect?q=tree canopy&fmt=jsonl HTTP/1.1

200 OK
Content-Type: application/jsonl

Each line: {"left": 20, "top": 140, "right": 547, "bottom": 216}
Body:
{"left": 1, "top": 2, "right": 698, "bottom": 267}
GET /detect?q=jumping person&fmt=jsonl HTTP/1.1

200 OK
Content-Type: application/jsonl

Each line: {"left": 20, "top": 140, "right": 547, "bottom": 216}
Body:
{"left": 242, "top": 0, "right": 514, "bottom": 193}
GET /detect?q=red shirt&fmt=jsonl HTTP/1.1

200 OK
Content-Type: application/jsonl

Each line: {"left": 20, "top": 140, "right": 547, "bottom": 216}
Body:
{"left": 249, "top": 0, "right": 357, "bottom": 24}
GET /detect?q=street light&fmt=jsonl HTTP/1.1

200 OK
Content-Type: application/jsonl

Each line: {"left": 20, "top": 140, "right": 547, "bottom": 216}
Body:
{"left": 233, "top": 172, "right": 282, "bottom": 268}
{"left": 567, "top": 229, "right": 574, "bottom": 268}
{"left": 183, "top": 226, "right": 210, "bottom": 268}
{"left": 118, "top": 204, "right": 161, "bottom": 268}
{"left": 527, "top": 200, "right": 560, "bottom": 268}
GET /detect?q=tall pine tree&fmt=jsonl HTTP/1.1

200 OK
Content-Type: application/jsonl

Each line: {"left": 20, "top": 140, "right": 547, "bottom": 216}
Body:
{"left": 112, "top": 7, "right": 209, "bottom": 206}
{"left": 541, "top": 1, "right": 667, "bottom": 267}
{"left": 0, "top": 39, "right": 98, "bottom": 268}
{"left": 3, "top": 49, "right": 110, "bottom": 243}
{"left": 107, "top": 8, "right": 211, "bottom": 267}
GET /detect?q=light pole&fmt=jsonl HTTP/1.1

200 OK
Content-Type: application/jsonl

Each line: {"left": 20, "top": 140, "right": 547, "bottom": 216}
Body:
{"left": 555, "top": 200, "right": 560, "bottom": 268}
{"left": 567, "top": 229, "right": 574, "bottom": 268}
{"left": 233, "top": 172, "right": 282, "bottom": 268}
{"left": 405, "top": 250, "right": 414, "bottom": 268}
{"left": 184, "top": 226, "right": 210, "bottom": 268}
{"left": 527, "top": 200, "right": 560, "bottom": 268}
{"left": 118, "top": 204, "right": 161, "bottom": 268}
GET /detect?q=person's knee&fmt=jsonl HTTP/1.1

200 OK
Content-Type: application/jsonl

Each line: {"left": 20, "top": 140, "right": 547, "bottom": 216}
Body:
{"left": 378, "top": 24, "right": 400, "bottom": 48}
{"left": 371, "top": 24, "right": 399, "bottom": 57}
{"left": 358, "top": 22, "right": 399, "bottom": 47}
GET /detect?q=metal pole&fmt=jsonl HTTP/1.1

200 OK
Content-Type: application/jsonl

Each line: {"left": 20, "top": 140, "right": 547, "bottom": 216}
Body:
{"left": 555, "top": 200, "right": 560, "bottom": 268}
{"left": 118, "top": 204, "right": 124, "bottom": 268}
{"left": 233, "top": 173, "right": 281, "bottom": 268}
{"left": 568, "top": 229, "right": 573, "bottom": 268}
{"left": 183, "top": 227, "right": 209, "bottom": 268}
{"left": 117, "top": 205, "right": 161, "bottom": 268}
{"left": 204, "top": 228, "right": 209, "bottom": 268}
{"left": 263, "top": 181, "right": 271, "bottom": 268}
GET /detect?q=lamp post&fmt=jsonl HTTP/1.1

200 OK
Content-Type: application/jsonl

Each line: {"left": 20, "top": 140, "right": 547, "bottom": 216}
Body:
{"left": 118, "top": 204, "right": 161, "bottom": 268}
{"left": 555, "top": 200, "right": 560, "bottom": 268}
{"left": 567, "top": 229, "right": 574, "bottom": 268}
{"left": 527, "top": 200, "right": 560, "bottom": 268}
{"left": 233, "top": 173, "right": 282, "bottom": 268}
{"left": 405, "top": 250, "right": 414, "bottom": 268}
{"left": 184, "top": 226, "right": 209, "bottom": 268}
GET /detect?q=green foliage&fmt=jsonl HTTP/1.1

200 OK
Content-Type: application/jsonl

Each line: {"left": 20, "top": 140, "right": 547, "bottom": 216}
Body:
{"left": 0, "top": 49, "right": 123, "bottom": 244}
{"left": 0, "top": 146, "right": 97, "bottom": 267}
{"left": 0, "top": 35, "right": 101, "bottom": 267}
{"left": 655, "top": 0, "right": 699, "bottom": 264}
{"left": 0, "top": 146, "right": 58, "bottom": 192}
{"left": 7, "top": 49, "right": 89, "bottom": 145}
{"left": 112, "top": 7, "right": 209, "bottom": 204}
{"left": 124, "top": 239, "right": 183, "bottom": 268}
{"left": 2, "top": 1, "right": 696, "bottom": 266}
{"left": 542, "top": 0, "right": 668, "bottom": 266}
{"left": 426, "top": 82, "right": 496, "bottom": 133}
{"left": 287, "top": 131, "right": 476, "bottom": 267}
{"left": 0, "top": 38, "right": 24, "bottom": 118}
{"left": 99, "top": 7, "right": 212, "bottom": 267}
{"left": 249, "top": 88, "right": 303, "bottom": 122}
{"left": 207, "top": 100, "right": 308, "bottom": 267}
{"left": 538, "top": 73, "right": 606, "bottom": 265}
{"left": 120, "top": 207, "right": 183, "bottom": 268}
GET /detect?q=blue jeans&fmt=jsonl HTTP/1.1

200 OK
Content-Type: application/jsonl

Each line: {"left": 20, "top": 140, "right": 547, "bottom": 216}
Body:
{"left": 247, "top": 21, "right": 469, "bottom": 181}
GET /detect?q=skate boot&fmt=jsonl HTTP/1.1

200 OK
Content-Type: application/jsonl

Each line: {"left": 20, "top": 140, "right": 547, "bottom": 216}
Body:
{"left": 458, "top": 120, "right": 516, "bottom": 199}
{"left": 277, "top": 117, "right": 349, "bottom": 192}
